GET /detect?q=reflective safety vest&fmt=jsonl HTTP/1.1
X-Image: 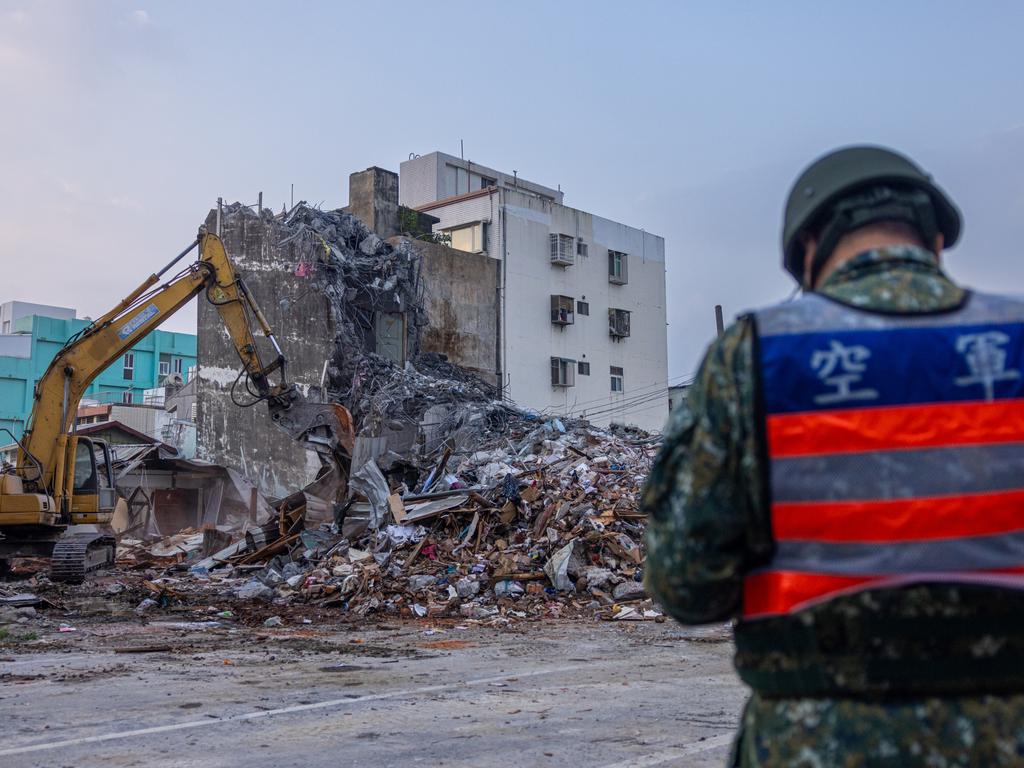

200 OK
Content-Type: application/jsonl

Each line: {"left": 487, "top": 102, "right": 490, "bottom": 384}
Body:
{"left": 744, "top": 291, "right": 1024, "bottom": 619}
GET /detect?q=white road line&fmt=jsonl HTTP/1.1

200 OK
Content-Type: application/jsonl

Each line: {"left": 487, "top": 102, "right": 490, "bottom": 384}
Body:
{"left": 1, "top": 653, "right": 96, "bottom": 668}
{"left": 594, "top": 733, "right": 735, "bottom": 768}
{"left": 0, "top": 664, "right": 588, "bottom": 757}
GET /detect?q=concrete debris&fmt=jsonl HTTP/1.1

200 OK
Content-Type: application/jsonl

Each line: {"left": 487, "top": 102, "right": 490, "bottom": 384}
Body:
{"left": 235, "top": 581, "right": 274, "bottom": 602}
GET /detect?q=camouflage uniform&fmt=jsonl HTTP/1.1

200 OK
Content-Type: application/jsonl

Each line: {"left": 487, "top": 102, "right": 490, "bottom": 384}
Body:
{"left": 643, "top": 245, "right": 1024, "bottom": 766}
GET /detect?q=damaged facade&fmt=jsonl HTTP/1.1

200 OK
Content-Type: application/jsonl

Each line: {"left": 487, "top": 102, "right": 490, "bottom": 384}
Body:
{"left": 341, "top": 166, "right": 501, "bottom": 383}
{"left": 197, "top": 192, "right": 501, "bottom": 497}
{"left": 198, "top": 204, "right": 417, "bottom": 496}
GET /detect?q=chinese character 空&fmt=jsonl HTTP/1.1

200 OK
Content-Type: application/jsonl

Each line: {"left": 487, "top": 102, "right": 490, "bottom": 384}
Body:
{"left": 810, "top": 340, "right": 879, "bottom": 405}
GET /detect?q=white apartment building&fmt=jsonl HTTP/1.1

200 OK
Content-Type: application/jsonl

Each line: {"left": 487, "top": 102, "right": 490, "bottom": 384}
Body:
{"left": 0, "top": 300, "right": 75, "bottom": 335}
{"left": 400, "top": 152, "right": 669, "bottom": 432}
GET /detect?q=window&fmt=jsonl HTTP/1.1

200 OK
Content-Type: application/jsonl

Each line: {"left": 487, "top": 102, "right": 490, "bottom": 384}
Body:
{"left": 445, "top": 222, "right": 487, "bottom": 253}
{"left": 576, "top": 300, "right": 589, "bottom": 316}
{"left": 550, "top": 357, "right": 576, "bottom": 387}
{"left": 577, "top": 239, "right": 588, "bottom": 258}
{"left": 578, "top": 361, "right": 591, "bottom": 376}
{"left": 73, "top": 440, "right": 96, "bottom": 491}
{"left": 609, "top": 308, "right": 631, "bottom": 338}
{"left": 122, "top": 390, "right": 133, "bottom": 404}
{"left": 480, "top": 177, "right": 496, "bottom": 189}
{"left": 608, "top": 250, "right": 629, "bottom": 284}
{"left": 549, "top": 233, "right": 574, "bottom": 266}
{"left": 159, "top": 353, "right": 171, "bottom": 377}
{"left": 123, "top": 352, "right": 134, "bottom": 380}
{"left": 190, "top": 402, "right": 198, "bottom": 422}
{"left": 550, "top": 295, "right": 575, "bottom": 325}
{"left": 173, "top": 357, "right": 183, "bottom": 375}
{"left": 610, "top": 366, "right": 624, "bottom": 393}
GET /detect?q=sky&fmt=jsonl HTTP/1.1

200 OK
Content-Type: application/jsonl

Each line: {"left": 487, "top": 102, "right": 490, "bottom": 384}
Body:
{"left": 2, "top": 0, "right": 1023, "bottom": 381}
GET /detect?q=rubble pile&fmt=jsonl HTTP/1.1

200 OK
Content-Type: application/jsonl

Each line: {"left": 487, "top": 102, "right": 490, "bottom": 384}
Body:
{"left": 347, "top": 351, "right": 501, "bottom": 434}
{"left": 118, "top": 417, "right": 661, "bottom": 625}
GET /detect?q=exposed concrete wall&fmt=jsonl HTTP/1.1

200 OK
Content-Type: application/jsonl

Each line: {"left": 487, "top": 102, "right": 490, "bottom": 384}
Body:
{"left": 347, "top": 167, "right": 400, "bottom": 238}
{"left": 196, "top": 209, "right": 330, "bottom": 498}
{"left": 346, "top": 168, "right": 500, "bottom": 385}
{"left": 395, "top": 238, "right": 500, "bottom": 385}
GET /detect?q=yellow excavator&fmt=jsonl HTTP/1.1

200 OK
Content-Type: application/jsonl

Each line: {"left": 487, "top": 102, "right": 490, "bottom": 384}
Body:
{"left": 0, "top": 228, "right": 354, "bottom": 582}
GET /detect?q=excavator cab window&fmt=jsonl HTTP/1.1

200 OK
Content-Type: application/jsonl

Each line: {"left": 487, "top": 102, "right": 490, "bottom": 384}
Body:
{"left": 70, "top": 437, "right": 117, "bottom": 513}
{"left": 94, "top": 440, "right": 115, "bottom": 488}
{"left": 93, "top": 440, "right": 117, "bottom": 511}
{"left": 72, "top": 439, "right": 98, "bottom": 493}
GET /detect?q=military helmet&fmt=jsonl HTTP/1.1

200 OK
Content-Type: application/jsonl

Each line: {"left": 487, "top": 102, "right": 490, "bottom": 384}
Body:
{"left": 782, "top": 145, "right": 962, "bottom": 283}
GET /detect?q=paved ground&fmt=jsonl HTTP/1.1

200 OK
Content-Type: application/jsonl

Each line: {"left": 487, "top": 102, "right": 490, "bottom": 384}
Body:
{"left": 0, "top": 614, "right": 743, "bottom": 768}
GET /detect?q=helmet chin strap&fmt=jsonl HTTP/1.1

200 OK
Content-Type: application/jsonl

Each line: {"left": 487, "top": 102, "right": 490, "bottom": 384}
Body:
{"left": 808, "top": 186, "right": 939, "bottom": 288}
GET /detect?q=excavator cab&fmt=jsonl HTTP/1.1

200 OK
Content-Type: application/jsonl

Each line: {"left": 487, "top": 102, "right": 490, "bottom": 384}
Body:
{"left": 0, "top": 437, "right": 121, "bottom": 582}
{"left": 68, "top": 436, "right": 118, "bottom": 525}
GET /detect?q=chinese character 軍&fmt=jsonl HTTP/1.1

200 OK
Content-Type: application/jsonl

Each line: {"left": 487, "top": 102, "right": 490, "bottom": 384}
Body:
{"left": 955, "top": 331, "right": 1020, "bottom": 401}
{"left": 810, "top": 340, "right": 880, "bottom": 405}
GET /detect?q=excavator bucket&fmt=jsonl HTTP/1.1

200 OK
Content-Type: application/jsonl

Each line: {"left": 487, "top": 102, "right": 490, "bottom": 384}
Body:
{"left": 270, "top": 400, "right": 355, "bottom": 477}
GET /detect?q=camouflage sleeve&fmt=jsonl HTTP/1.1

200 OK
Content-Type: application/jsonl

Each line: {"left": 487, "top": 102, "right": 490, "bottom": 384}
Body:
{"left": 642, "top": 317, "right": 770, "bottom": 624}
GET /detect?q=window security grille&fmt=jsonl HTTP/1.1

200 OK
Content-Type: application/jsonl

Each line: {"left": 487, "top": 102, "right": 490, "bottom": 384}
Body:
{"left": 609, "top": 308, "right": 631, "bottom": 338}
{"left": 550, "top": 233, "right": 575, "bottom": 266}
{"left": 551, "top": 295, "right": 575, "bottom": 325}
{"left": 551, "top": 357, "right": 576, "bottom": 387}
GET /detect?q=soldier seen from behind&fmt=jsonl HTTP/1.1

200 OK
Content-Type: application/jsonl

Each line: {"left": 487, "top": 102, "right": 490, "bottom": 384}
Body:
{"left": 644, "top": 145, "right": 1024, "bottom": 766}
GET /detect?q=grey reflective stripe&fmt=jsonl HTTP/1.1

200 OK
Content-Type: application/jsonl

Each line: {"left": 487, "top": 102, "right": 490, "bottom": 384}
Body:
{"left": 772, "top": 442, "right": 1024, "bottom": 502}
{"left": 755, "top": 291, "right": 1024, "bottom": 337}
{"left": 772, "top": 530, "right": 1024, "bottom": 575}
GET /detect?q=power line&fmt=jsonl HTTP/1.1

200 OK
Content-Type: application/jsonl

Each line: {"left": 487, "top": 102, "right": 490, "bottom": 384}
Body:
{"left": 565, "top": 376, "right": 693, "bottom": 417}
{"left": 574, "top": 386, "right": 678, "bottom": 420}
{"left": 555, "top": 371, "right": 694, "bottom": 412}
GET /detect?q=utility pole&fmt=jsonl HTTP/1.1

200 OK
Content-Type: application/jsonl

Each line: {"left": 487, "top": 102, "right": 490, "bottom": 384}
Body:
{"left": 715, "top": 305, "right": 725, "bottom": 337}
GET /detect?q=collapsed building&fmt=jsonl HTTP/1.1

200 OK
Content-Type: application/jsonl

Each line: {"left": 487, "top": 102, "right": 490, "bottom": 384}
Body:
{"left": 196, "top": 168, "right": 502, "bottom": 497}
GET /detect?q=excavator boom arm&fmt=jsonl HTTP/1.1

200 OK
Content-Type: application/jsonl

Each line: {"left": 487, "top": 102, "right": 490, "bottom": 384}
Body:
{"left": 17, "top": 231, "right": 353, "bottom": 501}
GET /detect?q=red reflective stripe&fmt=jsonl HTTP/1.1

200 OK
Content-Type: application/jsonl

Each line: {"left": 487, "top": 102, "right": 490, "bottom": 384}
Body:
{"left": 743, "top": 568, "right": 1024, "bottom": 618}
{"left": 767, "top": 400, "right": 1024, "bottom": 458}
{"left": 773, "top": 489, "right": 1024, "bottom": 543}
{"left": 743, "top": 572, "right": 873, "bottom": 617}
